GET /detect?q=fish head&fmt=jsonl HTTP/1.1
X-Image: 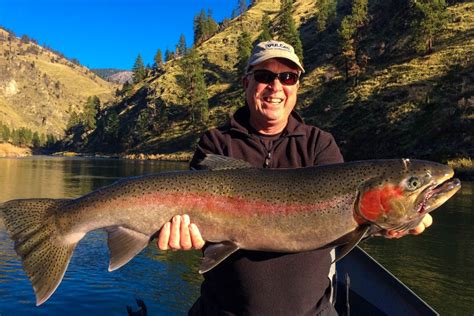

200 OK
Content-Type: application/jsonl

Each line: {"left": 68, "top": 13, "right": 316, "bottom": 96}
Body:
{"left": 355, "top": 159, "right": 461, "bottom": 231}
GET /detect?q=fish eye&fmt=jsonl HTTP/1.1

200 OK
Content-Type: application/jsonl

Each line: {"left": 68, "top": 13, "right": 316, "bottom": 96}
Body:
{"left": 406, "top": 176, "right": 422, "bottom": 191}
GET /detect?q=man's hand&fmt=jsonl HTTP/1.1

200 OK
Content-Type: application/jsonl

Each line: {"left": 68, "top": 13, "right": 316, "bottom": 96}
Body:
{"left": 385, "top": 214, "right": 433, "bottom": 238}
{"left": 157, "top": 214, "right": 205, "bottom": 250}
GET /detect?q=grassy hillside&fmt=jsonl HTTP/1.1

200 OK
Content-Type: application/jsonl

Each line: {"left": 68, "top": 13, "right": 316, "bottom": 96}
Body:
{"left": 74, "top": 0, "right": 472, "bottom": 163}
{"left": 0, "top": 28, "right": 116, "bottom": 136}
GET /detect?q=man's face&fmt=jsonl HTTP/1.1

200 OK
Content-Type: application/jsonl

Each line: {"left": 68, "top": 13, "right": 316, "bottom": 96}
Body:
{"left": 243, "top": 58, "right": 300, "bottom": 133}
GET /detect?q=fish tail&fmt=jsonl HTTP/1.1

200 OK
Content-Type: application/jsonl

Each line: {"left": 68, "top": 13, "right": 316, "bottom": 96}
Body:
{"left": 0, "top": 198, "right": 75, "bottom": 306}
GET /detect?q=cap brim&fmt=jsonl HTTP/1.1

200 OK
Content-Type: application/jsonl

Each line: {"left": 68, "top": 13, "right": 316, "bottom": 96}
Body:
{"left": 248, "top": 52, "right": 305, "bottom": 73}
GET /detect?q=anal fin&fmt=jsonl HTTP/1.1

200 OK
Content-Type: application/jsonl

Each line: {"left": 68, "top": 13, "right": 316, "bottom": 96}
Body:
{"left": 107, "top": 226, "right": 150, "bottom": 271}
{"left": 199, "top": 241, "right": 239, "bottom": 274}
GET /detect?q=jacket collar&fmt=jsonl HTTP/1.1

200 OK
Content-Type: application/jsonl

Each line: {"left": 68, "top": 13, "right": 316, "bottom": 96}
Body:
{"left": 229, "top": 106, "right": 306, "bottom": 137}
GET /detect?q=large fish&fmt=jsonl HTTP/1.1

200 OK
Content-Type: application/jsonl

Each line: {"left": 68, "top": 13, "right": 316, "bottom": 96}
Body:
{"left": 0, "top": 155, "right": 461, "bottom": 305}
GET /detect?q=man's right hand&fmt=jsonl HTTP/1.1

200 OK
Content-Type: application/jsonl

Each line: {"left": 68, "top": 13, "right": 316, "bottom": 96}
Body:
{"left": 157, "top": 214, "right": 205, "bottom": 250}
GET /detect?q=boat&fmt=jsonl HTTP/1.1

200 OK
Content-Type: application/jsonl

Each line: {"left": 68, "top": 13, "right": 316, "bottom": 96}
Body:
{"left": 334, "top": 246, "right": 439, "bottom": 315}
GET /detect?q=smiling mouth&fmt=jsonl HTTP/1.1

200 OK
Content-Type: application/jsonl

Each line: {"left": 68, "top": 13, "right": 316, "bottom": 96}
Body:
{"left": 263, "top": 97, "right": 284, "bottom": 104}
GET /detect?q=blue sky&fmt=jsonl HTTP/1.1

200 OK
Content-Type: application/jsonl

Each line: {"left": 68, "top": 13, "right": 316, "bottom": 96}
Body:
{"left": 0, "top": 0, "right": 240, "bottom": 70}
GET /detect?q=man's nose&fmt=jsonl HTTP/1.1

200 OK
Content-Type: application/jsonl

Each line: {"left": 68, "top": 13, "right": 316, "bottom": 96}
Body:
{"left": 267, "top": 76, "right": 283, "bottom": 91}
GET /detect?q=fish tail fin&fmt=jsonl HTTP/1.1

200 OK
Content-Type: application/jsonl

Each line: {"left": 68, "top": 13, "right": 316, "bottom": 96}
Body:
{"left": 0, "top": 198, "right": 75, "bottom": 306}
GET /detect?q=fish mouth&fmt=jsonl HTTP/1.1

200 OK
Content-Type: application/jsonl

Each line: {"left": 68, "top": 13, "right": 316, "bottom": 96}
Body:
{"left": 417, "top": 177, "right": 461, "bottom": 214}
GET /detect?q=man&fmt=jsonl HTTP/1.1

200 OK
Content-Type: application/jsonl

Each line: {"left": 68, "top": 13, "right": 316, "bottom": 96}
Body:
{"left": 157, "top": 40, "right": 433, "bottom": 315}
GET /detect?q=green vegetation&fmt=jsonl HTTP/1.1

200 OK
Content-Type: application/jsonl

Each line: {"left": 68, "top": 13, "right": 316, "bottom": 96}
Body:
{"left": 194, "top": 9, "right": 220, "bottom": 45}
{"left": 316, "top": 0, "right": 337, "bottom": 32}
{"left": 237, "top": 31, "right": 253, "bottom": 75}
{"left": 132, "top": 54, "right": 146, "bottom": 83}
{"left": 337, "top": 0, "right": 369, "bottom": 83}
{"left": 153, "top": 49, "right": 163, "bottom": 70}
{"left": 0, "top": 120, "right": 55, "bottom": 148}
{"left": 274, "top": 0, "right": 303, "bottom": 60}
{"left": 411, "top": 0, "right": 449, "bottom": 54}
{"left": 257, "top": 13, "right": 273, "bottom": 42}
{"left": 176, "top": 34, "right": 188, "bottom": 57}
{"left": 178, "top": 48, "right": 209, "bottom": 125}
{"left": 36, "top": 0, "right": 472, "bottom": 168}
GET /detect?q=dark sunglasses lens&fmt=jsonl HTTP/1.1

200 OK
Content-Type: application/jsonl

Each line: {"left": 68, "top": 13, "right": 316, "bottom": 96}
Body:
{"left": 253, "top": 70, "right": 298, "bottom": 85}
{"left": 253, "top": 70, "right": 275, "bottom": 84}
{"left": 279, "top": 72, "right": 298, "bottom": 85}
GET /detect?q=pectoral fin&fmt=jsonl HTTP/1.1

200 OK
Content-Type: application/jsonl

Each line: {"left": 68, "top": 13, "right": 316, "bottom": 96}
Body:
{"left": 199, "top": 241, "right": 239, "bottom": 274}
{"left": 334, "top": 225, "right": 371, "bottom": 263}
{"left": 107, "top": 226, "right": 150, "bottom": 271}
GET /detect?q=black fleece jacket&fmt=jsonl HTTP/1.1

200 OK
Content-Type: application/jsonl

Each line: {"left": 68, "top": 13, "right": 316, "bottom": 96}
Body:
{"left": 189, "top": 106, "right": 343, "bottom": 316}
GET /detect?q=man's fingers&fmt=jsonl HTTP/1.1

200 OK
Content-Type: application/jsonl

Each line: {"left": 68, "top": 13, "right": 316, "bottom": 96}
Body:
{"left": 410, "top": 214, "right": 433, "bottom": 235}
{"left": 190, "top": 223, "right": 205, "bottom": 249}
{"left": 157, "top": 222, "right": 170, "bottom": 250}
{"left": 180, "top": 214, "right": 192, "bottom": 250}
{"left": 169, "top": 215, "right": 181, "bottom": 249}
{"left": 423, "top": 214, "right": 433, "bottom": 228}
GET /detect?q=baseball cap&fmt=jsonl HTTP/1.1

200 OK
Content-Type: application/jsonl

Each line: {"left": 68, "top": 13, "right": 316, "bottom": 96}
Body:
{"left": 246, "top": 40, "right": 305, "bottom": 73}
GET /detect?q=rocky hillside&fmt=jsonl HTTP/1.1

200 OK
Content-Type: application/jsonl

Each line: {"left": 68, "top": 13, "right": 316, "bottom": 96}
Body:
{"left": 72, "top": 0, "right": 473, "bottom": 162}
{"left": 0, "top": 28, "right": 116, "bottom": 136}
{"left": 92, "top": 68, "right": 133, "bottom": 84}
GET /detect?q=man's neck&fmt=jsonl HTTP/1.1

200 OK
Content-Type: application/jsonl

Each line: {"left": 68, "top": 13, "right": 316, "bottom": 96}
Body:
{"left": 249, "top": 117, "right": 287, "bottom": 135}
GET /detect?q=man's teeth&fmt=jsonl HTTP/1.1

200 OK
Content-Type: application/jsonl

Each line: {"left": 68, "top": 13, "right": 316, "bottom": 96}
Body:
{"left": 264, "top": 97, "right": 283, "bottom": 103}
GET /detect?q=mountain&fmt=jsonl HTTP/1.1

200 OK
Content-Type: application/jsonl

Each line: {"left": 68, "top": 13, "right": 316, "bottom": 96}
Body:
{"left": 68, "top": 0, "right": 473, "bottom": 162}
{"left": 0, "top": 28, "right": 117, "bottom": 137}
{"left": 92, "top": 68, "right": 133, "bottom": 84}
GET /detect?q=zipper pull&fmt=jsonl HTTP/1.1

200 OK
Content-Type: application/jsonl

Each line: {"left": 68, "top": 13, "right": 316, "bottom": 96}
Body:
{"left": 264, "top": 152, "right": 272, "bottom": 168}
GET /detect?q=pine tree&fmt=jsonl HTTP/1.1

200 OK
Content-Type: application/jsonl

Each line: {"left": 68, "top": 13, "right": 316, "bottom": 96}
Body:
{"left": 176, "top": 34, "right": 187, "bottom": 57}
{"left": 165, "top": 49, "right": 174, "bottom": 62}
{"left": 238, "top": 0, "right": 247, "bottom": 16}
{"left": 207, "top": 9, "right": 219, "bottom": 36}
{"left": 32, "top": 132, "right": 41, "bottom": 148}
{"left": 316, "top": 0, "right": 337, "bottom": 32}
{"left": 67, "top": 111, "right": 80, "bottom": 131}
{"left": 177, "top": 48, "right": 209, "bottom": 124}
{"left": 104, "top": 110, "right": 120, "bottom": 141}
{"left": 11, "top": 129, "right": 20, "bottom": 146}
{"left": 0, "top": 121, "right": 6, "bottom": 142}
{"left": 194, "top": 10, "right": 208, "bottom": 45}
{"left": 82, "top": 96, "right": 100, "bottom": 130}
{"left": 337, "top": 0, "right": 369, "bottom": 83}
{"left": 411, "top": 0, "right": 448, "bottom": 54}
{"left": 274, "top": 0, "right": 303, "bottom": 61}
{"left": 153, "top": 49, "right": 163, "bottom": 70}
{"left": 132, "top": 54, "right": 146, "bottom": 83}
{"left": 237, "top": 31, "right": 253, "bottom": 75}
{"left": 238, "top": 0, "right": 248, "bottom": 30}
{"left": 194, "top": 10, "right": 219, "bottom": 45}
{"left": 258, "top": 13, "right": 273, "bottom": 42}
{"left": 46, "top": 134, "right": 57, "bottom": 148}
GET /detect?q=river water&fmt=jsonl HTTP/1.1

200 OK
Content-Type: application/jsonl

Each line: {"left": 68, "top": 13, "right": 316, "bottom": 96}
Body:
{"left": 0, "top": 156, "right": 472, "bottom": 315}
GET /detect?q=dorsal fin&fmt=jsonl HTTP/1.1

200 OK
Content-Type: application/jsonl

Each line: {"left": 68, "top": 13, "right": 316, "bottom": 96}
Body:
{"left": 199, "top": 154, "right": 255, "bottom": 170}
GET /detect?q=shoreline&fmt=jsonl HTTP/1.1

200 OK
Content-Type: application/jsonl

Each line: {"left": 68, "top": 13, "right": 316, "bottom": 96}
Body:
{"left": 1, "top": 143, "right": 472, "bottom": 180}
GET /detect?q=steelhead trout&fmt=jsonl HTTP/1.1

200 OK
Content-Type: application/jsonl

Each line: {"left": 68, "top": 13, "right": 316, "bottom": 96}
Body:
{"left": 0, "top": 155, "right": 461, "bottom": 305}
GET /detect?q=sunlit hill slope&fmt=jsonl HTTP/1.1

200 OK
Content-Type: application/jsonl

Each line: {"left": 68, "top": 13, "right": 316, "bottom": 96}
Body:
{"left": 70, "top": 0, "right": 474, "bottom": 162}
{"left": 0, "top": 28, "right": 116, "bottom": 136}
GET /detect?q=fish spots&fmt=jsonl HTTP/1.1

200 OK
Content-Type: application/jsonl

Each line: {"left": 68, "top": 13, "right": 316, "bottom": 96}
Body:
{"left": 359, "top": 185, "right": 403, "bottom": 221}
{"left": 118, "top": 191, "right": 355, "bottom": 217}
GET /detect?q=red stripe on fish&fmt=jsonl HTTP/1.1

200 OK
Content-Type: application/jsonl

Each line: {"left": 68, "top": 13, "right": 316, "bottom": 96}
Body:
{"left": 359, "top": 185, "right": 403, "bottom": 221}
{"left": 128, "top": 191, "right": 355, "bottom": 216}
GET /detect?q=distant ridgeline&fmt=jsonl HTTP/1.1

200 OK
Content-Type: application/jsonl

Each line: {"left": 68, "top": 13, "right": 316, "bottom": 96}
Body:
{"left": 5, "top": 0, "right": 474, "bottom": 163}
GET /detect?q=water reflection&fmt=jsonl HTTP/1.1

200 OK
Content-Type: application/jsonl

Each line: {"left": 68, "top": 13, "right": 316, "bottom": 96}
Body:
{"left": 0, "top": 156, "right": 195, "bottom": 315}
{"left": 362, "top": 181, "right": 474, "bottom": 315}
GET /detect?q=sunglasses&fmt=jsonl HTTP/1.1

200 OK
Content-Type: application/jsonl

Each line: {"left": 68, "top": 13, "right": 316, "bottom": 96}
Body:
{"left": 249, "top": 69, "right": 300, "bottom": 86}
